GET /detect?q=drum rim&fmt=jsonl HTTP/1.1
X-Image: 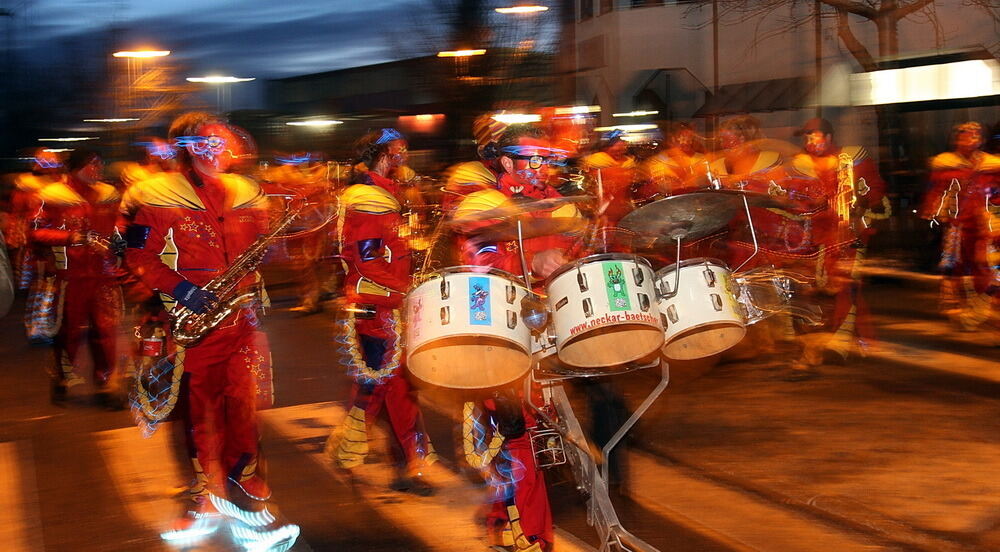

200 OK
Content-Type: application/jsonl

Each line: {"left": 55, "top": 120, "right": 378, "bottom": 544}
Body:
{"left": 654, "top": 257, "right": 730, "bottom": 277}
{"left": 410, "top": 265, "right": 528, "bottom": 290}
{"left": 546, "top": 252, "right": 653, "bottom": 283}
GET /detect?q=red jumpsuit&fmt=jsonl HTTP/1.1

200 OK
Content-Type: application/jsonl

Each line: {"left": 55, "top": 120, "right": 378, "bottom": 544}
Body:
{"left": 123, "top": 170, "right": 273, "bottom": 499}
{"left": 11, "top": 173, "right": 61, "bottom": 342}
{"left": 786, "top": 146, "right": 888, "bottom": 359}
{"left": 920, "top": 151, "right": 1000, "bottom": 327}
{"left": 32, "top": 177, "right": 122, "bottom": 388}
{"left": 329, "top": 171, "right": 435, "bottom": 474}
{"left": 456, "top": 172, "right": 567, "bottom": 551}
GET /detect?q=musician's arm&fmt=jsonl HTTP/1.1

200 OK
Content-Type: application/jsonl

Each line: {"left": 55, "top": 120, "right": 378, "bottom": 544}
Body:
{"left": 31, "top": 202, "right": 82, "bottom": 245}
{"left": 342, "top": 210, "right": 410, "bottom": 295}
{"left": 123, "top": 207, "right": 186, "bottom": 295}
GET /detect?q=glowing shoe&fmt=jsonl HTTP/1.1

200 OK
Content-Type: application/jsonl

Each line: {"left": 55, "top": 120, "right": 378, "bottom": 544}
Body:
{"left": 159, "top": 496, "right": 222, "bottom": 544}
{"left": 230, "top": 520, "right": 300, "bottom": 552}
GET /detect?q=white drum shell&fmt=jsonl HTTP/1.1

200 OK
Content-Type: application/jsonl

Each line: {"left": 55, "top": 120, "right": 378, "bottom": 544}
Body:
{"left": 405, "top": 268, "right": 533, "bottom": 388}
{"left": 655, "top": 259, "right": 746, "bottom": 360}
{"left": 545, "top": 254, "right": 664, "bottom": 368}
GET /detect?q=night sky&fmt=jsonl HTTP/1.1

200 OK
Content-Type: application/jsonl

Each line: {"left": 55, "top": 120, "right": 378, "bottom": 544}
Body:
{"left": 17, "top": 0, "right": 433, "bottom": 78}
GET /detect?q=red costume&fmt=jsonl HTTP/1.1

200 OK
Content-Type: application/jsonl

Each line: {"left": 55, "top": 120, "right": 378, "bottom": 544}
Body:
{"left": 920, "top": 149, "right": 1000, "bottom": 328}
{"left": 328, "top": 170, "right": 436, "bottom": 481}
{"left": 786, "top": 144, "right": 888, "bottom": 360}
{"left": 123, "top": 170, "right": 273, "bottom": 500}
{"left": 32, "top": 176, "right": 122, "bottom": 390}
{"left": 455, "top": 165, "right": 576, "bottom": 551}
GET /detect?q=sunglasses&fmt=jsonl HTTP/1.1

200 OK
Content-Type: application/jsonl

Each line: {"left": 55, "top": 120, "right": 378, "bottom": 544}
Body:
{"left": 505, "top": 154, "right": 567, "bottom": 169}
{"left": 175, "top": 135, "right": 227, "bottom": 158}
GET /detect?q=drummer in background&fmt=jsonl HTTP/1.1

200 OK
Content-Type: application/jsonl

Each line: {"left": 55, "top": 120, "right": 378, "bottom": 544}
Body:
{"left": 326, "top": 128, "right": 438, "bottom": 496}
{"left": 579, "top": 129, "right": 638, "bottom": 229}
{"left": 708, "top": 115, "right": 802, "bottom": 357}
{"left": 787, "top": 117, "right": 890, "bottom": 372}
{"left": 454, "top": 124, "right": 579, "bottom": 552}
{"left": 637, "top": 121, "right": 707, "bottom": 200}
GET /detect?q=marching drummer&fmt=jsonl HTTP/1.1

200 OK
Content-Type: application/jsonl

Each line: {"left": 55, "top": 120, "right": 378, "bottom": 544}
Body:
{"left": 453, "top": 124, "right": 581, "bottom": 552}
{"left": 326, "top": 128, "right": 438, "bottom": 496}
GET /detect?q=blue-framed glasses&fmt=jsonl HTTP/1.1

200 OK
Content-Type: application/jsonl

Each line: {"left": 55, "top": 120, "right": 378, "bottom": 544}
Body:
{"left": 174, "top": 135, "right": 227, "bottom": 159}
{"left": 500, "top": 146, "right": 569, "bottom": 169}
{"left": 375, "top": 128, "right": 404, "bottom": 145}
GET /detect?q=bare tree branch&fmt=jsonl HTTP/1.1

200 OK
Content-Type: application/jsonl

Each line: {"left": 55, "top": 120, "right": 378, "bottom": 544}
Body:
{"left": 819, "top": 0, "right": 878, "bottom": 19}
{"left": 837, "top": 8, "right": 877, "bottom": 70}
{"left": 889, "top": 0, "right": 935, "bottom": 19}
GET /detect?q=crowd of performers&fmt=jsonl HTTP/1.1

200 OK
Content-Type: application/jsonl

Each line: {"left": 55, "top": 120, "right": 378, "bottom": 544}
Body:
{"left": 1, "top": 108, "right": 998, "bottom": 552}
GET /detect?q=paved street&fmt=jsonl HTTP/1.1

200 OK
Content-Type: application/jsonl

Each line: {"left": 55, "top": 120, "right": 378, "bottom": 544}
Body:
{"left": 1, "top": 263, "right": 998, "bottom": 551}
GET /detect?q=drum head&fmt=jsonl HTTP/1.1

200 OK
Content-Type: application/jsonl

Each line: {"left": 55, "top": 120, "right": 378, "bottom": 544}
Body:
{"left": 408, "top": 336, "right": 531, "bottom": 389}
{"left": 662, "top": 321, "right": 746, "bottom": 361}
{"left": 558, "top": 324, "right": 664, "bottom": 369}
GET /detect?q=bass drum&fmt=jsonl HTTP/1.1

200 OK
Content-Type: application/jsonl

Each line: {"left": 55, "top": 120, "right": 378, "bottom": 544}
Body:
{"left": 545, "top": 253, "right": 664, "bottom": 369}
{"left": 405, "top": 267, "right": 533, "bottom": 389}
{"left": 654, "top": 258, "right": 746, "bottom": 360}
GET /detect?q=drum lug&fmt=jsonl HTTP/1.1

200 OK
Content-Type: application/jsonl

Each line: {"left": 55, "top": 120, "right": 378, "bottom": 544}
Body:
{"left": 440, "top": 279, "right": 450, "bottom": 300}
{"left": 703, "top": 267, "right": 717, "bottom": 287}
{"left": 656, "top": 278, "right": 672, "bottom": 298}
{"left": 666, "top": 304, "right": 679, "bottom": 324}
{"left": 632, "top": 267, "right": 644, "bottom": 286}
{"left": 638, "top": 293, "right": 651, "bottom": 312}
{"left": 440, "top": 306, "right": 450, "bottom": 325}
{"left": 507, "top": 311, "right": 518, "bottom": 330}
{"left": 506, "top": 284, "right": 517, "bottom": 304}
{"left": 576, "top": 269, "right": 588, "bottom": 292}
{"left": 660, "top": 312, "right": 670, "bottom": 328}
{"left": 583, "top": 298, "right": 594, "bottom": 318}
{"left": 711, "top": 293, "right": 724, "bottom": 312}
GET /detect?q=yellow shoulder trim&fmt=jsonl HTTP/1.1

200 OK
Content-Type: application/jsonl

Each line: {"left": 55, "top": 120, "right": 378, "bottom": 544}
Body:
{"left": 341, "top": 184, "right": 400, "bottom": 214}
{"left": 446, "top": 161, "right": 498, "bottom": 189}
{"left": 842, "top": 145, "right": 869, "bottom": 165}
{"left": 128, "top": 172, "right": 206, "bottom": 210}
{"left": 930, "top": 152, "right": 971, "bottom": 171}
{"left": 453, "top": 188, "right": 508, "bottom": 221}
{"left": 751, "top": 150, "right": 782, "bottom": 174}
{"left": 38, "top": 182, "right": 84, "bottom": 206}
{"left": 93, "top": 182, "right": 121, "bottom": 204}
{"left": 790, "top": 153, "right": 818, "bottom": 178}
{"left": 977, "top": 153, "right": 1000, "bottom": 173}
{"left": 220, "top": 173, "right": 267, "bottom": 210}
{"left": 552, "top": 203, "right": 582, "bottom": 219}
{"left": 15, "top": 174, "right": 47, "bottom": 192}
{"left": 708, "top": 156, "right": 728, "bottom": 176}
{"left": 581, "top": 152, "right": 617, "bottom": 170}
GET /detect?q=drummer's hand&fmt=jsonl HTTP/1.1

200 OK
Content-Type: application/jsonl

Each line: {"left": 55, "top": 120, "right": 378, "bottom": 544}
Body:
{"left": 532, "top": 249, "right": 568, "bottom": 280}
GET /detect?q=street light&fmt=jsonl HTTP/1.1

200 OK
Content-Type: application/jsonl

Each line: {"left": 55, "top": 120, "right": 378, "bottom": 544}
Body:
{"left": 437, "top": 49, "right": 486, "bottom": 57}
{"left": 186, "top": 76, "right": 255, "bottom": 112}
{"left": 495, "top": 5, "right": 548, "bottom": 14}
{"left": 286, "top": 120, "right": 343, "bottom": 127}
{"left": 112, "top": 50, "right": 170, "bottom": 58}
{"left": 186, "top": 76, "right": 255, "bottom": 83}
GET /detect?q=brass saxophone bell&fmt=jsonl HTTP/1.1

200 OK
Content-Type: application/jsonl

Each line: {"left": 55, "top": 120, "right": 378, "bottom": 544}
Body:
{"left": 520, "top": 293, "right": 549, "bottom": 333}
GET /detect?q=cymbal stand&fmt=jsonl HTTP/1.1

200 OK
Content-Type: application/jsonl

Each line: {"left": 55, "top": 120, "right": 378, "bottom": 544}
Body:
{"left": 527, "top": 363, "right": 669, "bottom": 552}
{"left": 732, "top": 194, "right": 759, "bottom": 273}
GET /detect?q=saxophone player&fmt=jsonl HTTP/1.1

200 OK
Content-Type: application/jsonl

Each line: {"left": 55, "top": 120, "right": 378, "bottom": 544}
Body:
{"left": 122, "top": 112, "right": 297, "bottom": 548}
{"left": 787, "top": 118, "right": 889, "bottom": 372}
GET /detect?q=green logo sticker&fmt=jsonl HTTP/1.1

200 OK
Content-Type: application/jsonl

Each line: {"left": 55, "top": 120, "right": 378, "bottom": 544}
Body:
{"left": 603, "top": 262, "right": 631, "bottom": 311}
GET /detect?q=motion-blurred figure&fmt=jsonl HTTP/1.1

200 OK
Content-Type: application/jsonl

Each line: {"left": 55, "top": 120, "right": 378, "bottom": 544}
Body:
{"left": 637, "top": 121, "right": 706, "bottom": 200}
{"left": 326, "top": 129, "right": 438, "bottom": 496}
{"left": 31, "top": 149, "right": 123, "bottom": 406}
{"left": 579, "top": 129, "right": 637, "bottom": 229}
{"left": 9, "top": 150, "right": 64, "bottom": 343}
{"left": 787, "top": 118, "right": 890, "bottom": 369}
{"left": 920, "top": 122, "right": 1000, "bottom": 332}
{"left": 123, "top": 113, "right": 296, "bottom": 548}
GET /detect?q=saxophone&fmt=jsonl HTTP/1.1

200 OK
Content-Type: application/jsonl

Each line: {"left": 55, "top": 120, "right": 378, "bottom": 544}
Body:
{"left": 171, "top": 204, "right": 304, "bottom": 347}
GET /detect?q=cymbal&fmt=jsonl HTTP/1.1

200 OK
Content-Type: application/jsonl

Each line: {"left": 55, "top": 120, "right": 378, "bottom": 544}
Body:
{"left": 451, "top": 195, "right": 594, "bottom": 223}
{"left": 459, "top": 216, "right": 587, "bottom": 242}
{"left": 704, "top": 188, "right": 827, "bottom": 211}
{"left": 619, "top": 191, "right": 740, "bottom": 241}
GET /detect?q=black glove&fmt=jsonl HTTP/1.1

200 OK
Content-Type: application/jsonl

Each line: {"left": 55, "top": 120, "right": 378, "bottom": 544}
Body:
{"left": 172, "top": 280, "right": 217, "bottom": 314}
{"left": 493, "top": 392, "right": 526, "bottom": 440}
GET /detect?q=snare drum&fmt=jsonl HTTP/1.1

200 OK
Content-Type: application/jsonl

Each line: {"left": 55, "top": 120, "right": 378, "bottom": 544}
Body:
{"left": 405, "top": 267, "right": 533, "bottom": 389}
{"left": 654, "top": 258, "right": 746, "bottom": 360}
{"left": 545, "top": 254, "right": 664, "bottom": 368}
